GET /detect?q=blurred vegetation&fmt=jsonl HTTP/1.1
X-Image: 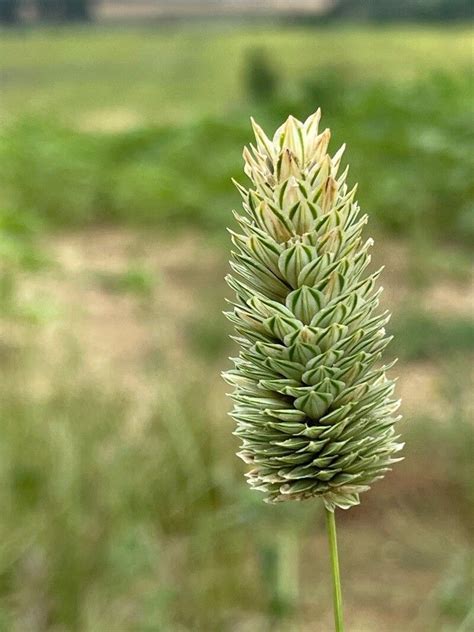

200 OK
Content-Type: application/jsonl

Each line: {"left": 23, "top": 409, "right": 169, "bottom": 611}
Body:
{"left": 1, "top": 68, "right": 473, "bottom": 243}
{"left": 1, "top": 0, "right": 471, "bottom": 25}
{"left": 326, "top": 0, "right": 473, "bottom": 21}
{"left": 0, "top": 26, "right": 472, "bottom": 243}
{"left": 244, "top": 48, "right": 278, "bottom": 103}
{"left": 0, "top": 345, "right": 472, "bottom": 630}
{"left": 0, "top": 357, "right": 319, "bottom": 630}
{"left": 0, "top": 0, "right": 91, "bottom": 23}
{"left": 0, "top": 23, "right": 473, "bottom": 632}
{"left": 392, "top": 311, "right": 474, "bottom": 361}
{"left": 1, "top": 26, "right": 471, "bottom": 121}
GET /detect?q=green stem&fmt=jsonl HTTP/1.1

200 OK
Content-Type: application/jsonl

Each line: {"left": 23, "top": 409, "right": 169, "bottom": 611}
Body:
{"left": 325, "top": 506, "right": 344, "bottom": 632}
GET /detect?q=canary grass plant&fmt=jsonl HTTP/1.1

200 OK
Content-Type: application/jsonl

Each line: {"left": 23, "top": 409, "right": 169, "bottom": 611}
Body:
{"left": 223, "top": 111, "right": 403, "bottom": 630}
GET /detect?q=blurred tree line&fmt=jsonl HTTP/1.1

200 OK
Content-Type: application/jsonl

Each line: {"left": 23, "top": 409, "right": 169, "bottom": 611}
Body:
{"left": 1, "top": 0, "right": 472, "bottom": 24}
{"left": 0, "top": 0, "right": 91, "bottom": 23}
{"left": 327, "top": 0, "right": 472, "bottom": 21}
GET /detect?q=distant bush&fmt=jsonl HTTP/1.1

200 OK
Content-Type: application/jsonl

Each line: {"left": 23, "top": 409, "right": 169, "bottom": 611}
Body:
{"left": 243, "top": 48, "right": 278, "bottom": 103}
{"left": 0, "top": 70, "right": 472, "bottom": 243}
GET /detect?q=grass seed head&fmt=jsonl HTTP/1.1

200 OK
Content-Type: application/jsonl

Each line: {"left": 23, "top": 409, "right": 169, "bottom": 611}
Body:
{"left": 223, "top": 112, "right": 403, "bottom": 511}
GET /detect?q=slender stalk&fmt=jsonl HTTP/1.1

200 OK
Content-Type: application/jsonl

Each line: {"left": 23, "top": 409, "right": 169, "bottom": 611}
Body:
{"left": 325, "top": 507, "right": 344, "bottom": 632}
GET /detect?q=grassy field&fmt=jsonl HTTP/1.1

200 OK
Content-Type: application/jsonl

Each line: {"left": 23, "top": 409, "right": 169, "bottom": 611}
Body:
{"left": 1, "top": 25, "right": 473, "bottom": 125}
{"left": 1, "top": 25, "right": 473, "bottom": 243}
{"left": 0, "top": 23, "right": 473, "bottom": 632}
{"left": 1, "top": 226, "right": 473, "bottom": 631}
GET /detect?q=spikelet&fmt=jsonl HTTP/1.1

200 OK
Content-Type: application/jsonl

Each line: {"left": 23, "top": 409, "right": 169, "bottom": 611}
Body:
{"left": 223, "top": 111, "right": 403, "bottom": 511}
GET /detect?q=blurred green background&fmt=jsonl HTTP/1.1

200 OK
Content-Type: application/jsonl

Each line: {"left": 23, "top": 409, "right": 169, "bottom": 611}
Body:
{"left": 0, "top": 2, "right": 473, "bottom": 631}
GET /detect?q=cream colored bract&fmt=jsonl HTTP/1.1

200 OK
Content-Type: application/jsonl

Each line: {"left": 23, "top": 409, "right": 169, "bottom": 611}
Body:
{"left": 223, "top": 111, "right": 403, "bottom": 511}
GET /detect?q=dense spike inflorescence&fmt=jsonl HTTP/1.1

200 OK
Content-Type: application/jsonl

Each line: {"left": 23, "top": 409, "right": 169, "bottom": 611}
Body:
{"left": 223, "top": 111, "right": 404, "bottom": 511}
